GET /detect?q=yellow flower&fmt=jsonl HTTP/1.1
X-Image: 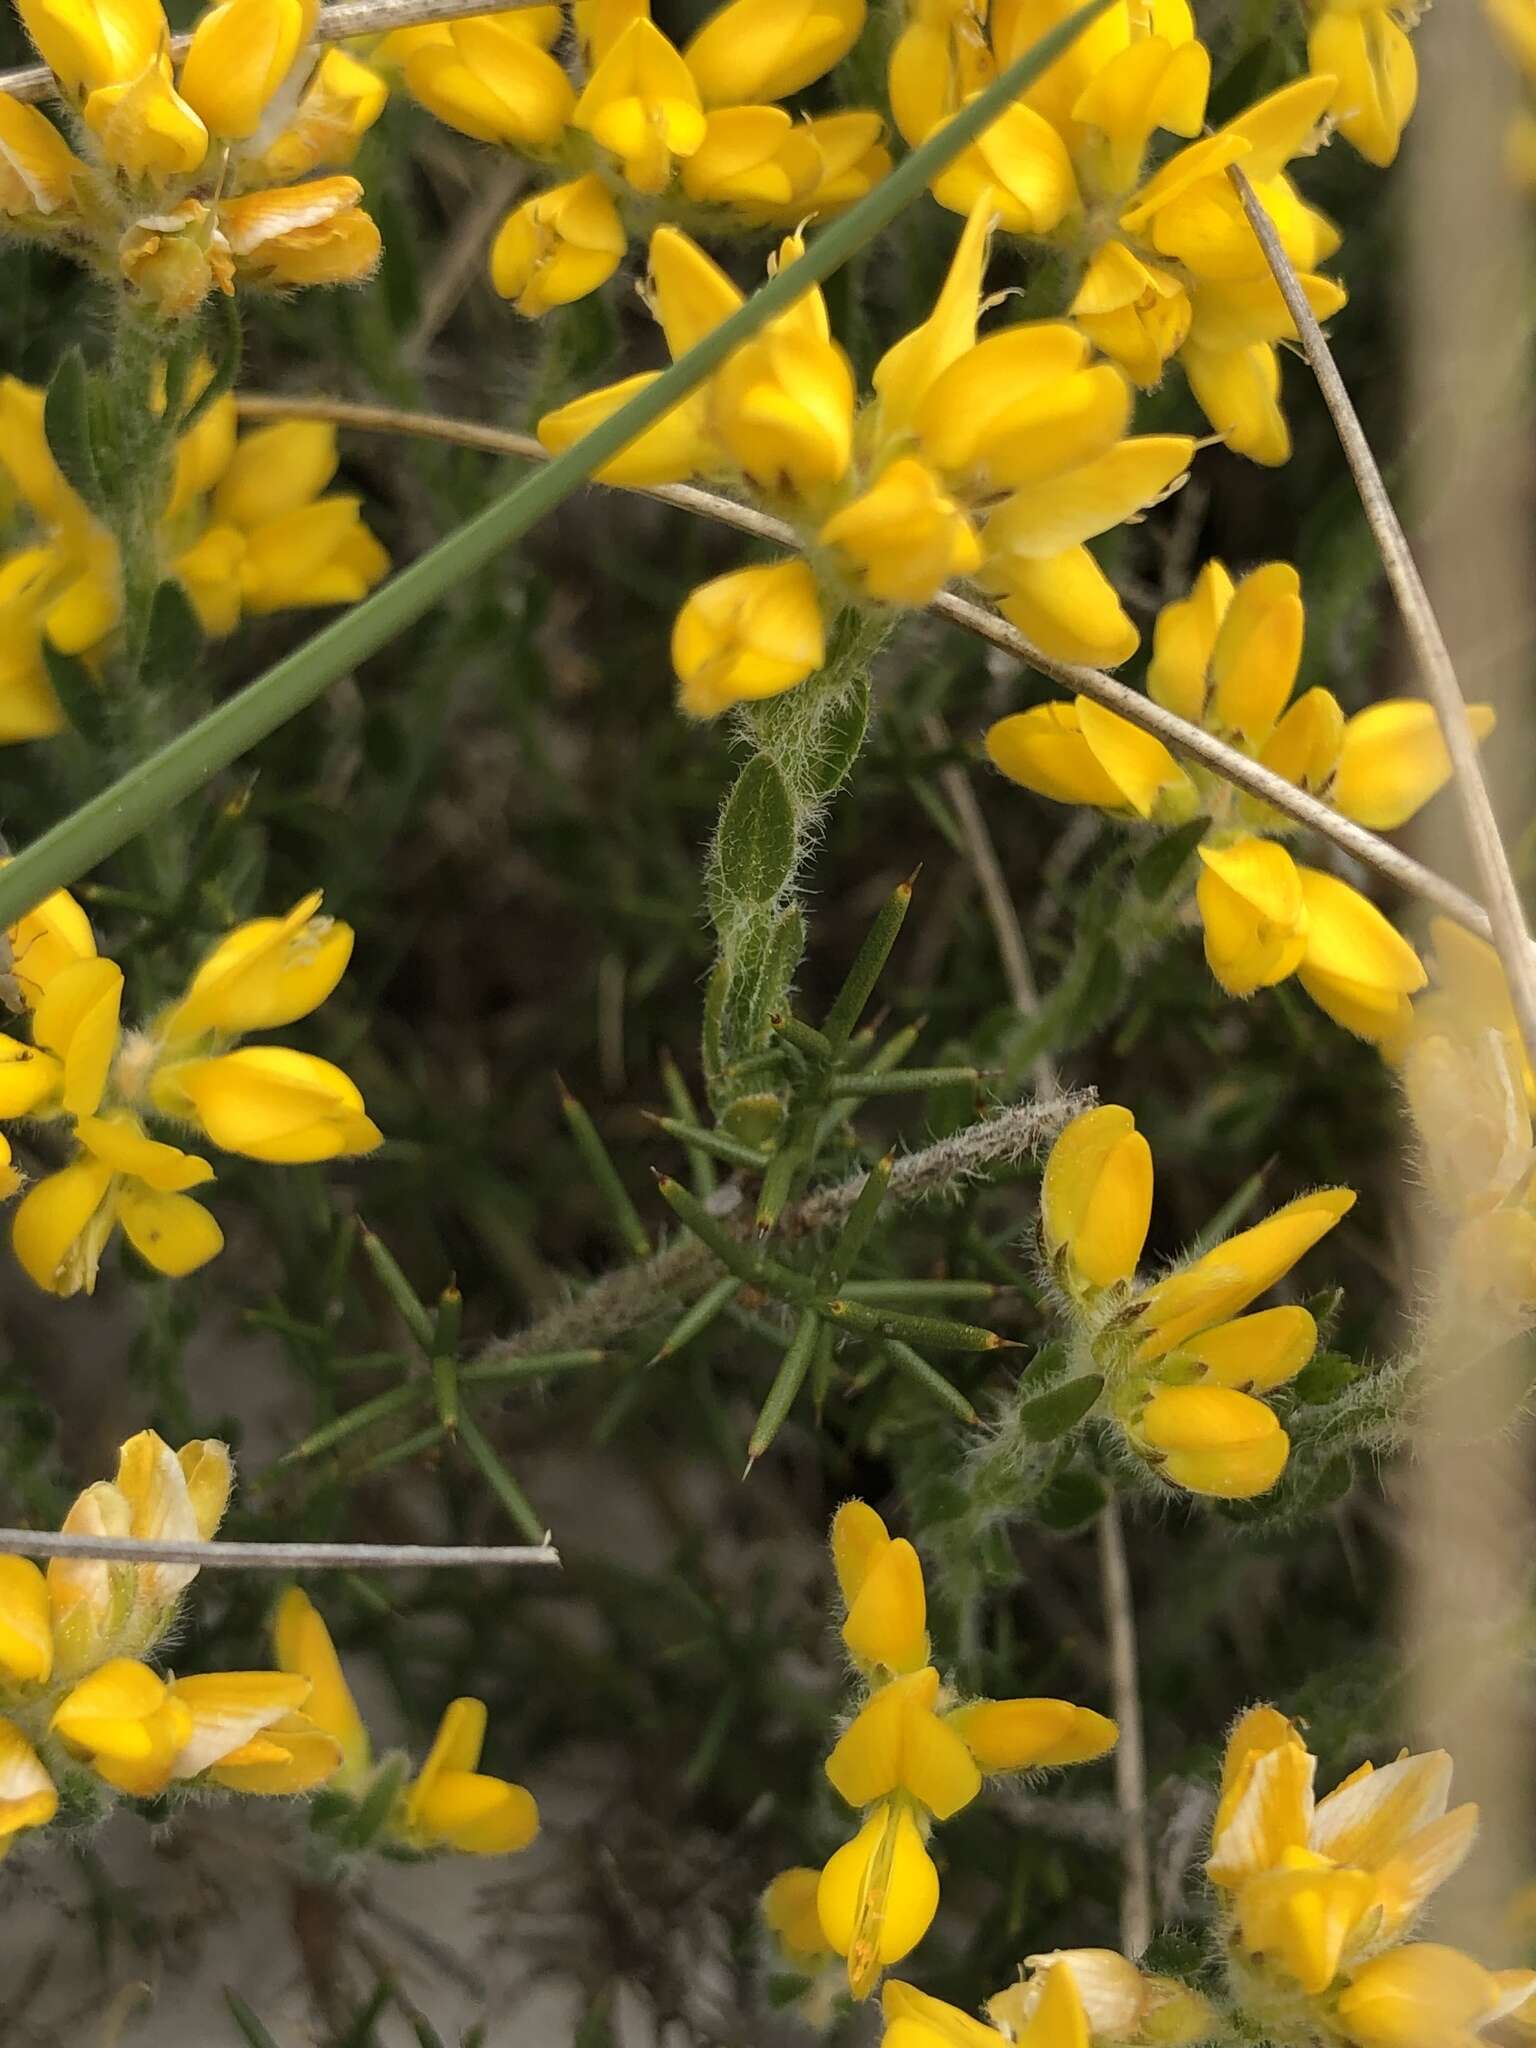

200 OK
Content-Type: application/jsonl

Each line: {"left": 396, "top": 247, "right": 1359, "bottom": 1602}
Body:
{"left": 832, "top": 1500, "right": 929, "bottom": 1676}
{"left": 871, "top": 192, "right": 993, "bottom": 441}
{"left": 0, "top": 95, "right": 88, "bottom": 220}
{"left": 1337, "top": 1945, "right": 1529, "bottom": 2048}
{"left": 536, "top": 373, "right": 716, "bottom": 488}
{"left": 1069, "top": 241, "right": 1191, "bottom": 388}
{"left": 173, "top": 425, "right": 388, "bottom": 634}
{"left": 1309, "top": 4, "right": 1419, "bottom": 169}
{"left": 0, "top": 1716, "right": 57, "bottom": 1853}
{"left": 490, "top": 174, "right": 626, "bottom": 317}
{"left": 218, "top": 176, "right": 380, "bottom": 289}
{"left": 884, "top": 1978, "right": 1007, "bottom": 2046}
{"left": 402, "top": 13, "right": 574, "bottom": 147}
{"left": 177, "top": 0, "right": 317, "bottom": 140}
{"left": 988, "top": 1949, "right": 1216, "bottom": 2047}
{"left": 158, "top": 1047, "right": 383, "bottom": 1163}
{"left": 1331, "top": 700, "right": 1496, "bottom": 831}
{"left": 17, "top": 0, "right": 163, "bottom": 97}
{"left": 709, "top": 237, "right": 855, "bottom": 497}
{"left": 818, "top": 457, "right": 982, "bottom": 605}
{"left": 401, "top": 1696, "right": 540, "bottom": 1854}
{"left": 682, "top": 0, "right": 866, "bottom": 106}
{"left": 13, "top": 1120, "right": 221, "bottom": 1296}
{"left": 1134, "top": 1384, "right": 1288, "bottom": 1499}
{"left": 826, "top": 1667, "right": 982, "bottom": 1820}
{"left": 671, "top": 558, "right": 826, "bottom": 719}
{"left": 985, "top": 548, "right": 1141, "bottom": 669}
{"left": 156, "top": 889, "right": 355, "bottom": 1044}
{"left": 272, "top": 1586, "right": 372, "bottom": 1791}
{"left": 572, "top": 15, "right": 707, "bottom": 194}
{"left": 763, "top": 1865, "right": 833, "bottom": 1969}
{"left": 1040, "top": 1103, "right": 1153, "bottom": 1293}
{"left": 83, "top": 55, "right": 209, "bottom": 181}
{"left": 52, "top": 1658, "right": 316, "bottom": 1797}
{"left": 1195, "top": 838, "right": 1309, "bottom": 998}
{"left": 985, "top": 702, "right": 1135, "bottom": 811}
{"left": 1148, "top": 560, "right": 1303, "bottom": 743}
{"left": 679, "top": 105, "right": 822, "bottom": 215}
{"left": 818, "top": 1800, "right": 940, "bottom": 1994}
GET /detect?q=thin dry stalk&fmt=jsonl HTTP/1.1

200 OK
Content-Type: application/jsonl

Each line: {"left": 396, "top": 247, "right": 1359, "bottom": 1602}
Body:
{"left": 1231, "top": 162, "right": 1536, "bottom": 1065}
{"left": 0, "top": 0, "right": 549, "bottom": 104}
{"left": 1098, "top": 1496, "right": 1152, "bottom": 1959}
{"left": 0, "top": 1531, "right": 561, "bottom": 1568}
{"left": 236, "top": 392, "right": 1495, "bottom": 944}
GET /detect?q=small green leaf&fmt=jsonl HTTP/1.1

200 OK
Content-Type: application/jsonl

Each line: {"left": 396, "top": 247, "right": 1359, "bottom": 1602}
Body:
{"left": 1293, "top": 1351, "right": 1360, "bottom": 1405}
{"left": 809, "top": 672, "right": 871, "bottom": 796}
{"left": 1135, "top": 816, "right": 1210, "bottom": 901}
{"left": 139, "top": 577, "right": 205, "bottom": 687}
{"left": 715, "top": 755, "right": 797, "bottom": 905}
{"left": 44, "top": 347, "right": 104, "bottom": 511}
{"left": 1036, "top": 1464, "right": 1108, "bottom": 1531}
{"left": 1018, "top": 1372, "right": 1104, "bottom": 1442}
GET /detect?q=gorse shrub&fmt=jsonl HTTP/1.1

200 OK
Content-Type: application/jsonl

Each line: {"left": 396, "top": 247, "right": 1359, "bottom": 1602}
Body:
{"left": 0, "top": 0, "right": 1529, "bottom": 2037}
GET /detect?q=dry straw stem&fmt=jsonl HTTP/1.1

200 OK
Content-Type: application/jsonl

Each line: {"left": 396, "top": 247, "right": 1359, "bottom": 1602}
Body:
{"left": 1230, "top": 163, "right": 1536, "bottom": 1064}
{"left": 479, "top": 1094, "right": 1085, "bottom": 1362}
{"left": 0, "top": 1531, "right": 561, "bottom": 1569}
{"left": 236, "top": 395, "right": 1495, "bottom": 944}
{"left": 0, "top": 0, "right": 542, "bottom": 103}
{"left": 1097, "top": 1495, "right": 1152, "bottom": 1959}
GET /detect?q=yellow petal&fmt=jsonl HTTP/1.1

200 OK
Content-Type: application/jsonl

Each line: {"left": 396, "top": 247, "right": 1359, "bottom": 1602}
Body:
{"left": 1309, "top": 8, "right": 1417, "bottom": 169}
{"left": 273, "top": 1586, "right": 371, "bottom": 1785}
{"left": 989, "top": 546, "right": 1141, "bottom": 669}
{"left": 1337, "top": 1944, "right": 1500, "bottom": 2048}
{"left": 672, "top": 559, "right": 825, "bottom": 719}
{"left": 1147, "top": 559, "right": 1233, "bottom": 723}
{"left": 115, "top": 1184, "right": 225, "bottom": 1277}
{"left": 1296, "top": 867, "right": 1426, "bottom": 1001}
{"left": 0, "top": 1712, "right": 57, "bottom": 1841}
{"left": 763, "top": 1866, "right": 831, "bottom": 1964}
{"left": 1238, "top": 1863, "right": 1377, "bottom": 1994}
{"left": 830, "top": 1498, "right": 891, "bottom": 1606}
{"left": 407, "top": 1766, "right": 540, "bottom": 1853}
{"left": 1331, "top": 701, "right": 1495, "bottom": 832}
{"left": 818, "top": 457, "right": 981, "bottom": 606}
{"left": 817, "top": 1802, "right": 939, "bottom": 1996}
{"left": 1183, "top": 340, "right": 1290, "bottom": 467}
{"left": 5, "top": 879, "right": 96, "bottom": 1009}
{"left": 208, "top": 1711, "right": 344, "bottom": 1795}
{"left": 491, "top": 174, "right": 627, "bottom": 317}
{"left": 1135, "top": 1187, "right": 1356, "bottom": 1360}
{"left": 178, "top": 0, "right": 317, "bottom": 140}
{"left": 983, "top": 436, "right": 1194, "bottom": 558}
{"left": 538, "top": 373, "right": 713, "bottom": 487}
{"left": 11, "top": 1155, "right": 114, "bottom": 1297}
{"left": 1209, "top": 562, "right": 1303, "bottom": 740}
{"left": 167, "top": 1047, "right": 382, "bottom": 1163}
{"left": 1311, "top": 1748, "right": 1454, "bottom": 1869}
{"left": 1041, "top": 1103, "right": 1152, "bottom": 1290}
{"left": 1195, "top": 837, "right": 1308, "bottom": 998}
{"left": 75, "top": 1113, "right": 213, "bottom": 1192}
{"left": 1260, "top": 687, "right": 1345, "bottom": 795}
{"left": 0, "top": 1555, "right": 52, "bottom": 1684}
{"left": 31, "top": 955, "right": 122, "bottom": 1116}
{"left": 167, "top": 1669, "right": 312, "bottom": 1777}
{"left": 683, "top": 0, "right": 865, "bottom": 105}
{"left": 842, "top": 1536, "right": 928, "bottom": 1677}
{"left": 0, "top": 1036, "right": 63, "bottom": 1116}
{"left": 1077, "top": 695, "right": 1199, "bottom": 824}
{"left": 646, "top": 224, "right": 744, "bottom": 357}
{"left": 873, "top": 191, "right": 994, "bottom": 438}
{"left": 1137, "top": 1385, "right": 1289, "bottom": 1497}
{"left": 883, "top": 1978, "right": 1007, "bottom": 2047}
{"left": 985, "top": 703, "right": 1134, "bottom": 810}
{"left": 1182, "top": 1305, "right": 1317, "bottom": 1393}
{"left": 946, "top": 1698, "right": 1117, "bottom": 1772}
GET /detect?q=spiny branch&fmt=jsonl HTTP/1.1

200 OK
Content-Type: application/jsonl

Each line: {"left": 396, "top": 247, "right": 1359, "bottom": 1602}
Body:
{"left": 237, "top": 392, "right": 1495, "bottom": 946}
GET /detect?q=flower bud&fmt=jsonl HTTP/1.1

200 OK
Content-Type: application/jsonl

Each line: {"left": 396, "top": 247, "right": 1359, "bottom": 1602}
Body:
{"left": 401, "top": 1696, "right": 540, "bottom": 1854}
{"left": 762, "top": 1867, "right": 830, "bottom": 1967}
{"left": 831, "top": 1500, "right": 928, "bottom": 1676}
{"left": 159, "top": 890, "right": 353, "bottom": 1041}
{"left": 1136, "top": 1385, "right": 1290, "bottom": 1499}
{"left": 1041, "top": 1104, "right": 1152, "bottom": 1292}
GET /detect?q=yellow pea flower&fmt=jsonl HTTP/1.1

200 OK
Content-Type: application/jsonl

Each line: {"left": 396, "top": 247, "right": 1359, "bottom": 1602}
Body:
{"left": 13, "top": 1122, "right": 221, "bottom": 1295}
{"left": 980, "top": 435, "right": 1196, "bottom": 564}
{"left": 1206, "top": 562, "right": 1304, "bottom": 743}
{"left": 0, "top": 96, "right": 88, "bottom": 219}
{"left": 709, "top": 238, "right": 855, "bottom": 497}
{"left": 1146, "top": 558, "right": 1233, "bottom": 722}
{"left": 985, "top": 703, "right": 1136, "bottom": 811}
{"left": 572, "top": 15, "right": 707, "bottom": 194}
{"left": 250, "top": 46, "right": 388, "bottom": 181}
{"left": 17, "top": 0, "right": 164, "bottom": 97}
{"left": 912, "top": 325, "right": 1131, "bottom": 493}
{"left": 537, "top": 374, "right": 716, "bottom": 487}
{"left": 1180, "top": 1305, "right": 1318, "bottom": 1394}
{"left": 818, "top": 1799, "right": 941, "bottom": 1995}
{"left": 0, "top": 1716, "right": 57, "bottom": 1853}
{"left": 0, "top": 552, "right": 69, "bottom": 744}
{"left": 1069, "top": 241, "right": 1191, "bottom": 388}
{"left": 762, "top": 1866, "right": 832, "bottom": 1969}
{"left": 52, "top": 1658, "right": 314, "bottom": 1796}
{"left": 1181, "top": 338, "right": 1291, "bottom": 466}
{"left": 679, "top": 105, "right": 822, "bottom": 216}
{"left": 402, "top": 14, "right": 574, "bottom": 148}
{"left": 401, "top": 1696, "right": 540, "bottom": 1855}
{"left": 832, "top": 1499, "right": 929, "bottom": 1676}
{"left": 671, "top": 558, "right": 825, "bottom": 718}
{"left": 1135, "top": 1384, "right": 1289, "bottom": 1498}
{"left": 178, "top": 0, "right": 318, "bottom": 141}
{"left": 83, "top": 55, "right": 209, "bottom": 181}
{"left": 0, "top": 1554, "right": 53, "bottom": 1685}
{"left": 491, "top": 174, "right": 627, "bottom": 316}
{"left": 1294, "top": 864, "right": 1426, "bottom": 1044}
{"left": 1309, "top": 5, "right": 1418, "bottom": 169}
{"left": 826, "top": 1667, "right": 982, "bottom": 1820}
{"left": 159, "top": 889, "right": 354, "bottom": 1045}
{"left": 884, "top": 1978, "right": 1008, "bottom": 2046}
{"left": 944, "top": 1699, "right": 1116, "bottom": 1771}
{"left": 682, "top": 0, "right": 866, "bottom": 107}
{"left": 989, "top": 1947, "right": 1216, "bottom": 2047}
{"left": 4, "top": 878, "right": 97, "bottom": 1011}
{"left": 1331, "top": 700, "right": 1496, "bottom": 832}
{"left": 219, "top": 176, "right": 381, "bottom": 288}
{"left": 1133, "top": 1187, "right": 1355, "bottom": 1362}
{"left": 1040, "top": 1102, "right": 1153, "bottom": 1293}
{"left": 819, "top": 458, "right": 982, "bottom": 605}
{"left": 1195, "top": 838, "right": 1309, "bottom": 998}
{"left": 273, "top": 1586, "right": 371, "bottom": 1790}
{"left": 158, "top": 1046, "right": 383, "bottom": 1163}
{"left": 793, "top": 111, "right": 891, "bottom": 215}
{"left": 1338, "top": 1946, "right": 1532, "bottom": 2048}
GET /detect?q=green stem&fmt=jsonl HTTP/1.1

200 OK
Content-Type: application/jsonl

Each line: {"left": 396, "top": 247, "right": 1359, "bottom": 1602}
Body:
{"left": 0, "top": 0, "right": 1117, "bottom": 930}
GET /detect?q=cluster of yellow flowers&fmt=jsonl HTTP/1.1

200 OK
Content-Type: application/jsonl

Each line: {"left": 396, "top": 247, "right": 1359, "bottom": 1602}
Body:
{"left": 1038, "top": 1101, "right": 1354, "bottom": 1499}
{"left": 388, "top": 0, "right": 882, "bottom": 317}
{"left": 988, "top": 558, "right": 1496, "bottom": 1045}
{"left": 0, "top": 0, "right": 386, "bottom": 319}
{"left": 0, "top": 1429, "right": 538, "bottom": 1860}
{"left": 0, "top": 881, "right": 380, "bottom": 1294}
{"left": 891, "top": 3, "right": 1351, "bottom": 465}
{"left": 866, "top": 1709, "right": 1534, "bottom": 2048}
{"left": 1207, "top": 1707, "right": 1533, "bottom": 2048}
{"left": 539, "top": 193, "right": 1197, "bottom": 715}
{"left": 763, "top": 1503, "right": 1116, "bottom": 2001}
{"left": 0, "top": 372, "right": 388, "bottom": 743}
